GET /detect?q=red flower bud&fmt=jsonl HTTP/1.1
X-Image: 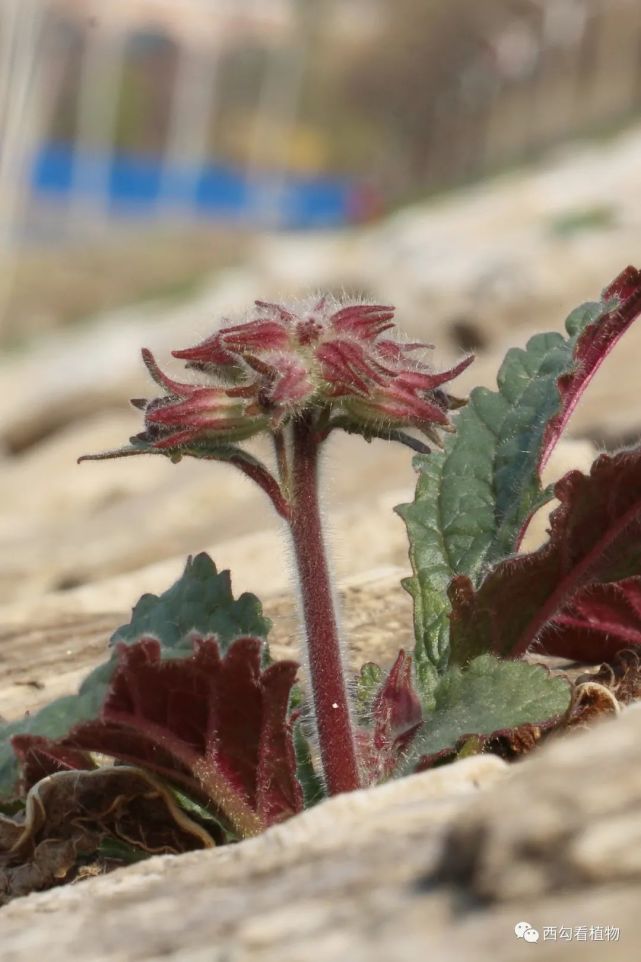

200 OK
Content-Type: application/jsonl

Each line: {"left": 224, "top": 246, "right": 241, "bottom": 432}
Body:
{"left": 117, "top": 298, "right": 472, "bottom": 454}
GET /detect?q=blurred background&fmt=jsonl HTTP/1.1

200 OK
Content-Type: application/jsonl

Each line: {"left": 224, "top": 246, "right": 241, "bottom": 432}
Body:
{"left": 1, "top": 0, "right": 641, "bottom": 639}
{"left": 0, "top": 0, "right": 640, "bottom": 343}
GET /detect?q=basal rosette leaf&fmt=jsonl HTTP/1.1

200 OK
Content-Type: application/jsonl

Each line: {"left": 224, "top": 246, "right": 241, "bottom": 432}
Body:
{"left": 399, "top": 655, "right": 570, "bottom": 773}
{"left": 11, "top": 736, "right": 95, "bottom": 792}
{"left": 449, "top": 447, "right": 641, "bottom": 664}
{"left": 0, "top": 554, "right": 271, "bottom": 800}
{"left": 0, "top": 687, "right": 107, "bottom": 800}
{"left": 111, "top": 552, "right": 271, "bottom": 651}
{"left": 543, "top": 578, "right": 641, "bottom": 662}
{"left": 397, "top": 266, "right": 641, "bottom": 671}
{"left": 60, "top": 636, "right": 303, "bottom": 838}
{"left": 0, "top": 765, "right": 215, "bottom": 901}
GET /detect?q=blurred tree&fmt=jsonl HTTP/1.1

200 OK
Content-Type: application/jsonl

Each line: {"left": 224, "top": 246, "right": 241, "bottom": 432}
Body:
{"left": 332, "top": 0, "right": 537, "bottom": 190}
{"left": 114, "top": 32, "right": 177, "bottom": 155}
{"left": 210, "top": 42, "right": 267, "bottom": 165}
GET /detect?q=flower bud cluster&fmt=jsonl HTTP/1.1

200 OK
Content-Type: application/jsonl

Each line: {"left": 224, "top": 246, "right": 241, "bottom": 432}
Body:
{"left": 134, "top": 296, "right": 472, "bottom": 450}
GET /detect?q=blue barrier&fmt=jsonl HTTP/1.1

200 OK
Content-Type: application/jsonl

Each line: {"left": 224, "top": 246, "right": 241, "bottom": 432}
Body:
{"left": 31, "top": 142, "right": 359, "bottom": 228}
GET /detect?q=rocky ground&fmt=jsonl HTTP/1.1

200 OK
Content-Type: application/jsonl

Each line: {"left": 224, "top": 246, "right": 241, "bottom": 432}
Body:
{"left": 1, "top": 707, "right": 640, "bottom": 962}
{"left": 2, "top": 122, "right": 641, "bottom": 957}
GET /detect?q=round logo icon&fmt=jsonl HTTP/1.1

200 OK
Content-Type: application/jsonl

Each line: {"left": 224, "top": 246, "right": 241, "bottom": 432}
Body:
{"left": 514, "top": 921, "right": 540, "bottom": 942}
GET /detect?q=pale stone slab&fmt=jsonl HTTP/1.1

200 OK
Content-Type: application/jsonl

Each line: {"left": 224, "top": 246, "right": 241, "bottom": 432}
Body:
{"left": 0, "top": 711, "right": 640, "bottom": 961}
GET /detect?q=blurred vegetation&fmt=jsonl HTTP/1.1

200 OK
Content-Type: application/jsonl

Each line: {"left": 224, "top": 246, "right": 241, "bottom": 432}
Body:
{"left": 1, "top": 227, "right": 247, "bottom": 349}
{"left": 44, "top": 0, "right": 641, "bottom": 196}
{"left": 548, "top": 204, "right": 616, "bottom": 238}
{"left": 44, "top": 2, "right": 522, "bottom": 174}
{"left": 6, "top": 0, "right": 638, "bottom": 345}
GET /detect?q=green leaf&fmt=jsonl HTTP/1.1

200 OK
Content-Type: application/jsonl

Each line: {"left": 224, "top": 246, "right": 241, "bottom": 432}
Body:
{"left": 169, "top": 786, "right": 239, "bottom": 843}
{"left": 112, "top": 552, "right": 271, "bottom": 653}
{"left": 400, "top": 655, "right": 570, "bottom": 772}
{"left": 0, "top": 688, "right": 106, "bottom": 797}
{"left": 0, "top": 554, "right": 270, "bottom": 800}
{"left": 355, "top": 662, "right": 385, "bottom": 719}
{"left": 293, "top": 721, "right": 325, "bottom": 808}
{"left": 396, "top": 453, "right": 459, "bottom": 674}
{"left": 97, "top": 837, "right": 151, "bottom": 864}
{"left": 397, "top": 266, "right": 641, "bottom": 671}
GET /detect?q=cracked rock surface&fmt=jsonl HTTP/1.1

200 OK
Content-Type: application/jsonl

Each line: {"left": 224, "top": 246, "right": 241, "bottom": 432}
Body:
{"left": 0, "top": 710, "right": 640, "bottom": 960}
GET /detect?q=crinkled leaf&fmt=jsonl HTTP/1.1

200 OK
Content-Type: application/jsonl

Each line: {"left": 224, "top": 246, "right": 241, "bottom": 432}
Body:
{"left": 395, "top": 453, "right": 455, "bottom": 674}
{"left": 62, "top": 636, "right": 303, "bottom": 838}
{"left": 292, "top": 721, "right": 325, "bottom": 808}
{"left": 355, "top": 662, "right": 385, "bottom": 720}
{"left": 542, "top": 577, "right": 641, "bottom": 662}
{"left": 397, "top": 266, "right": 641, "bottom": 671}
{"left": 0, "top": 687, "right": 106, "bottom": 800}
{"left": 0, "top": 765, "right": 214, "bottom": 904}
{"left": 0, "top": 554, "right": 270, "bottom": 800}
{"left": 567, "top": 679, "right": 620, "bottom": 731}
{"left": 449, "top": 448, "right": 641, "bottom": 663}
{"left": 112, "top": 552, "right": 271, "bottom": 651}
{"left": 400, "top": 655, "right": 570, "bottom": 773}
{"left": 11, "top": 735, "right": 95, "bottom": 792}
{"left": 539, "top": 266, "right": 641, "bottom": 470}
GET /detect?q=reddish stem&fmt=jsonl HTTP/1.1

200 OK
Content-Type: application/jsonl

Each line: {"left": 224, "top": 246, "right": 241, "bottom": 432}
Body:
{"left": 229, "top": 455, "right": 290, "bottom": 521}
{"left": 288, "top": 414, "right": 362, "bottom": 795}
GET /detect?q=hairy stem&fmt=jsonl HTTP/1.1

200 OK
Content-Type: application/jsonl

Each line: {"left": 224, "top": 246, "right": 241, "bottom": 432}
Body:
{"left": 228, "top": 454, "right": 290, "bottom": 521}
{"left": 273, "top": 430, "right": 291, "bottom": 499}
{"left": 288, "top": 413, "right": 361, "bottom": 795}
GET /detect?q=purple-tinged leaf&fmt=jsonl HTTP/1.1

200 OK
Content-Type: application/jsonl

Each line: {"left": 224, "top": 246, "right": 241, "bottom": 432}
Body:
{"left": 63, "top": 636, "right": 303, "bottom": 838}
{"left": 0, "top": 553, "right": 271, "bottom": 802}
{"left": 538, "top": 578, "right": 641, "bottom": 662}
{"left": 372, "top": 650, "right": 423, "bottom": 748}
{"left": 360, "top": 651, "right": 423, "bottom": 782}
{"left": 539, "top": 265, "right": 641, "bottom": 473}
{"left": 11, "top": 736, "right": 95, "bottom": 793}
{"left": 0, "top": 766, "right": 215, "bottom": 903}
{"left": 449, "top": 448, "right": 641, "bottom": 663}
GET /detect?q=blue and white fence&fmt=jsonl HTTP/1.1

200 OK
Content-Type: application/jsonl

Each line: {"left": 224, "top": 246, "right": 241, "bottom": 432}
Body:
{"left": 31, "top": 142, "right": 367, "bottom": 230}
